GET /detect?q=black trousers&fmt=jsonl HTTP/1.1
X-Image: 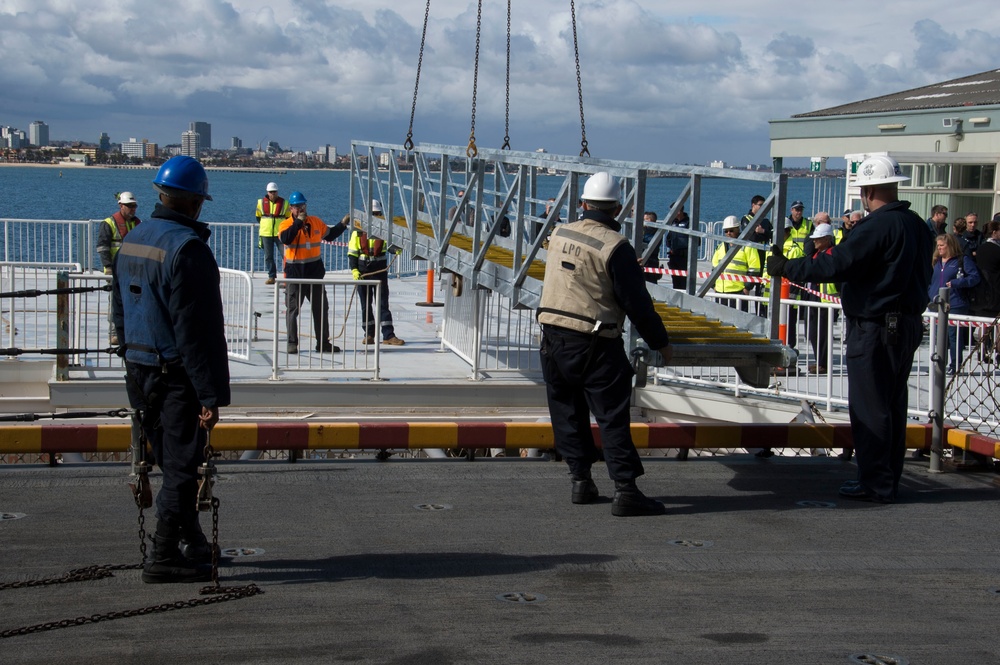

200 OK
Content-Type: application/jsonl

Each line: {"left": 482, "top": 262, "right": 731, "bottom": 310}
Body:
{"left": 845, "top": 315, "right": 922, "bottom": 497}
{"left": 126, "top": 362, "right": 205, "bottom": 533}
{"left": 286, "top": 282, "right": 330, "bottom": 346}
{"left": 358, "top": 260, "right": 395, "bottom": 339}
{"left": 539, "top": 327, "right": 644, "bottom": 482}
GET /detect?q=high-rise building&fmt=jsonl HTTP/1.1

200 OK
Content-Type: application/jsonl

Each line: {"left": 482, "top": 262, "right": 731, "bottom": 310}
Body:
{"left": 121, "top": 138, "right": 146, "bottom": 159}
{"left": 98, "top": 132, "right": 111, "bottom": 152}
{"left": 29, "top": 121, "right": 49, "bottom": 147}
{"left": 318, "top": 144, "right": 337, "bottom": 163}
{"left": 231, "top": 136, "right": 242, "bottom": 150}
{"left": 189, "top": 121, "right": 211, "bottom": 151}
{"left": 181, "top": 130, "right": 201, "bottom": 158}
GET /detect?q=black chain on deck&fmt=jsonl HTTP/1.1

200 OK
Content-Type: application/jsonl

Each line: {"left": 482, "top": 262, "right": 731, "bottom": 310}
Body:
{"left": 501, "top": 0, "right": 512, "bottom": 150}
{"left": 404, "top": 0, "right": 433, "bottom": 151}
{"left": 0, "top": 430, "right": 262, "bottom": 639}
{"left": 466, "top": 0, "right": 483, "bottom": 158}
{"left": 570, "top": 0, "right": 590, "bottom": 157}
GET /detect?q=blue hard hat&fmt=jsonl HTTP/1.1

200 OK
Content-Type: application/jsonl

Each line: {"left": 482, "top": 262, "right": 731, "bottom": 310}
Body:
{"left": 153, "top": 155, "right": 212, "bottom": 200}
{"left": 288, "top": 191, "right": 307, "bottom": 205}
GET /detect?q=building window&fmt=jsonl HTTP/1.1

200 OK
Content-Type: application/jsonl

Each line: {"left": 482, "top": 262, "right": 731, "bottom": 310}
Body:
{"left": 957, "top": 164, "right": 996, "bottom": 191}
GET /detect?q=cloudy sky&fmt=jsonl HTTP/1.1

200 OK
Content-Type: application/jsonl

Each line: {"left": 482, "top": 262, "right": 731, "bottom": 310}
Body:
{"left": 2, "top": 0, "right": 998, "bottom": 166}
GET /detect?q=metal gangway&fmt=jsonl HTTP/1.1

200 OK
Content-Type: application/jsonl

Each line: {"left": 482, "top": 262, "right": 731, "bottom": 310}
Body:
{"left": 348, "top": 141, "right": 795, "bottom": 387}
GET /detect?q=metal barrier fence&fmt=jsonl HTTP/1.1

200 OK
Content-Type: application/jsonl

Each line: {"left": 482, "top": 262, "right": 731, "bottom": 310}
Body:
{"left": 270, "top": 277, "right": 382, "bottom": 380}
{"left": 1, "top": 262, "right": 82, "bottom": 356}
{"left": 440, "top": 278, "right": 542, "bottom": 379}
{"left": 653, "top": 293, "right": 1000, "bottom": 437}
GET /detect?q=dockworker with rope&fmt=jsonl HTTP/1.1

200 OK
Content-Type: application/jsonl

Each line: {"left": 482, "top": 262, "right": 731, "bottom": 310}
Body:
{"left": 113, "top": 156, "right": 229, "bottom": 583}
{"left": 348, "top": 200, "right": 405, "bottom": 346}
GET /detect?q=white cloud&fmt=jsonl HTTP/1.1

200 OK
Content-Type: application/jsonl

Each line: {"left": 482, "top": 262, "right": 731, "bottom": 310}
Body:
{"left": 1, "top": 0, "right": 999, "bottom": 163}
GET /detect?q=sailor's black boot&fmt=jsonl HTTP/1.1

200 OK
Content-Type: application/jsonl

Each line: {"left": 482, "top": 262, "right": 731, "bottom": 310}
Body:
{"left": 179, "top": 523, "right": 222, "bottom": 565}
{"left": 611, "top": 480, "right": 666, "bottom": 517}
{"left": 142, "top": 523, "right": 212, "bottom": 584}
{"left": 571, "top": 470, "right": 600, "bottom": 505}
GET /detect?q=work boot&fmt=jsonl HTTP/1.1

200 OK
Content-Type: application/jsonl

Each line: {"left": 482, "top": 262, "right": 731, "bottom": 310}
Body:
{"left": 611, "top": 480, "right": 666, "bottom": 517}
{"left": 179, "top": 525, "right": 222, "bottom": 565}
{"left": 383, "top": 336, "right": 405, "bottom": 346}
{"left": 571, "top": 472, "right": 600, "bottom": 505}
{"left": 315, "top": 341, "right": 340, "bottom": 353}
{"left": 287, "top": 342, "right": 298, "bottom": 355}
{"left": 142, "top": 528, "right": 212, "bottom": 584}
{"left": 362, "top": 336, "right": 375, "bottom": 345}
{"left": 265, "top": 277, "right": 276, "bottom": 285}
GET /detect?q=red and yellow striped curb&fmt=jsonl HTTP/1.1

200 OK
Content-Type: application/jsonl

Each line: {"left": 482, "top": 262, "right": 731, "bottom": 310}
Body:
{"left": 0, "top": 422, "right": 943, "bottom": 455}
{"left": 947, "top": 428, "right": 1000, "bottom": 459}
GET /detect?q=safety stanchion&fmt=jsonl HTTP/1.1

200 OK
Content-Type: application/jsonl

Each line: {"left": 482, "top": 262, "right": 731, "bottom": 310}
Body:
{"left": 416, "top": 267, "right": 443, "bottom": 307}
{"left": 779, "top": 277, "right": 791, "bottom": 344}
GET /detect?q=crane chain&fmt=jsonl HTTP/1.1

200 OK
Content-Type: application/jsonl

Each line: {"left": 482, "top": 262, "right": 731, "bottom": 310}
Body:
{"left": 404, "top": 0, "right": 433, "bottom": 151}
{"left": 570, "top": 0, "right": 590, "bottom": 157}
{"left": 501, "top": 0, "right": 512, "bottom": 150}
{"left": 467, "top": 0, "right": 483, "bottom": 159}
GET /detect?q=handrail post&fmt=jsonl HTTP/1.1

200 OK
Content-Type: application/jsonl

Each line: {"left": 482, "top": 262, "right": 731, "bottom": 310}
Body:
{"left": 55, "top": 270, "right": 69, "bottom": 381}
{"left": 929, "top": 287, "right": 949, "bottom": 473}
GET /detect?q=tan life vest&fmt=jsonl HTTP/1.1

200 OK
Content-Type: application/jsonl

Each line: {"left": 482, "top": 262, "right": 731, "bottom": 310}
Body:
{"left": 537, "top": 220, "right": 627, "bottom": 338}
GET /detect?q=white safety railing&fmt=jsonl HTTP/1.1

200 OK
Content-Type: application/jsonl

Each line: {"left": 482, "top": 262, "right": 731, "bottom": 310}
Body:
{"left": 67, "top": 272, "right": 121, "bottom": 369}
{"left": 1, "top": 262, "right": 83, "bottom": 357}
{"left": 1, "top": 219, "right": 94, "bottom": 268}
{"left": 220, "top": 268, "right": 254, "bottom": 361}
{"left": 270, "top": 277, "right": 382, "bottom": 380}
{"left": 655, "top": 295, "right": 1000, "bottom": 435}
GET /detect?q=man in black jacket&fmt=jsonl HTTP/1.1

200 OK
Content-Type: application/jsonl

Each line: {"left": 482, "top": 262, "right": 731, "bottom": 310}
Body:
{"left": 114, "top": 156, "right": 230, "bottom": 583}
{"left": 767, "top": 155, "right": 933, "bottom": 504}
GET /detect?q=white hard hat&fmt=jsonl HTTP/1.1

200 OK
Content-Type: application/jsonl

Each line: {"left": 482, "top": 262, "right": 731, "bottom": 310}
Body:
{"left": 722, "top": 215, "right": 740, "bottom": 230}
{"left": 581, "top": 172, "right": 621, "bottom": 202}
{"left": 117, "top": 191, "right": 137, "bottom": 205}
{"left": 266, "top": 182, "right": 279, "bottom": 192}
{"left": 371, "top": 199, "right": 383, "bottom": 214}
{"left": 855, "top": 155, "right": 909, "bottom": 187}
{"left": 809, "top": 223, "right": 834, "bottom": 239}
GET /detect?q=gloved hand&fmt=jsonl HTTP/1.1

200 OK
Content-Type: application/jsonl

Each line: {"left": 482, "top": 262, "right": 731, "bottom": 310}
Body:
{"left": 104, "top": 267, "right": 113, "bottom": 275}
{"left": 765, "top": 245, "right": 788, "bottom": 278}
{"left": 352, "top": 269, "right": 361, "bottom": 280}
{"left": 388, "top": 244, "right": 402, "bottom": 254}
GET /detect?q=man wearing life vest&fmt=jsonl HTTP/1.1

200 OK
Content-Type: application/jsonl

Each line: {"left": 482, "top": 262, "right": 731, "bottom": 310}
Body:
{"left": 348, "top": 200, "right": 405, "bottom": 346}
{"left": 786, "top": 200, "right": 814, "bottom": 256}
{"left": 278, "top": 191, "right": 350, "bottom": 355}
{"left": 98, "top": 191, "right": 141, "bottom": 345}
{"left": 256, "top": 182, "right": 289, "bottom": 285}
{"left": 537, "top": 172, "right": 672, "bottom": 517}
{"left": 711, "top": 216, "right": 761, "bottom": 311}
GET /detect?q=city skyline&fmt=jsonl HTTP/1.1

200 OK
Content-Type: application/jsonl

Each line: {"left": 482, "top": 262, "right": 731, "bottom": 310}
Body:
{"left": 2, "top": 1, "right": 1000, "bottom": 166}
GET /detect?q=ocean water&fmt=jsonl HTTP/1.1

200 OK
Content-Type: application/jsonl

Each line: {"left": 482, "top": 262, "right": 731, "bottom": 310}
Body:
{"left": 0, "top": 165, "right": 838, "bottom": 225}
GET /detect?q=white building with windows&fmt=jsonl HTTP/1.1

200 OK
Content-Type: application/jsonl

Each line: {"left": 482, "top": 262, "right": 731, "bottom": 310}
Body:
{"left": 181, "top": 130, "right": 201, "bottom": 158}
{"left": 770, "top": 68, "right": 1000, "bottom": 217}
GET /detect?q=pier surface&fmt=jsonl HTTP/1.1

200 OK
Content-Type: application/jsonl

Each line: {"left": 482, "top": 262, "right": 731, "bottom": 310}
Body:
{"left": 2, "top": 455, "right": 998, "bottom": 664}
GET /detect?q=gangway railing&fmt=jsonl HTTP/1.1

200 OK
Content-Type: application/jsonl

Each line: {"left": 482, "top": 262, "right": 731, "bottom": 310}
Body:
{"left": 269, "top": 277, "right": 382, "bottom": 381}
{"left": 349, "top": 141, "right": 794, "bottom": 384}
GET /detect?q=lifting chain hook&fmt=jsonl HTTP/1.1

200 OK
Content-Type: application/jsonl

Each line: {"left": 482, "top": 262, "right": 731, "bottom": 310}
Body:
{"left": 404, "top": 0, "right": 432, "bottom": 150}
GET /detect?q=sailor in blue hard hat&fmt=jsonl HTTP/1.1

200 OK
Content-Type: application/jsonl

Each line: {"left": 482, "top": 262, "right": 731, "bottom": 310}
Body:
{"left": 113, "top": 154, "right": 230, "bottom": 583}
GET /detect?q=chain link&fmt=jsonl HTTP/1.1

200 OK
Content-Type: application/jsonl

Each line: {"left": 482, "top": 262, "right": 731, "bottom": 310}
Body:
{"left": 404, "top": 0, "right": 433, "bottom": 151}
{"left": 466, "top": 0, "right": 483, "bottom": 159}
{"left": 569, "top": 0, "right": 590, "bottom": 157}
{"left": 501, "top": 0, "right": 512, "bottom": 150}
{"left": 1, "top": 430, "right": 262, "bottom": 639}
